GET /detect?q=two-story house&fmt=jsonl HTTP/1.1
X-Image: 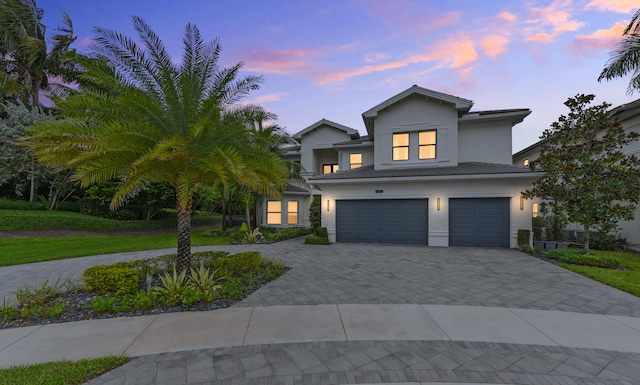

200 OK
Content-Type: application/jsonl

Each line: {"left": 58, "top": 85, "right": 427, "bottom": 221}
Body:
{"left": 258, "top": 85, "right": 544, "bottom": 248}
{"left": 513, "top": 98, "right": 640, "bottom": 248}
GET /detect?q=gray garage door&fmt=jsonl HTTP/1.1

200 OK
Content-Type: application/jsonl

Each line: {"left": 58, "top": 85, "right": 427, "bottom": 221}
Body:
{"left": 449, "top": 198, "right": 510, "bottom": 247}
{"left": 336, "top": 199, "right": 428, "bottom": 244}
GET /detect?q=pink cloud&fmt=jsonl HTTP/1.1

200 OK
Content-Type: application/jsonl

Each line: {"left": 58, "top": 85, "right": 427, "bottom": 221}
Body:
{"left": 497, "top": 12, "right": 517, "bottom": 23}
{"left": 364, "top": 0, "right": 460, "bottom": 36}
{"left": 566, "top": 22, "right": 626, "bottom": 55}
{"left": 586, "top": 0, "right": 638, "bottom": 13}
{"left": 525, "top": 0, "right": 586, "bottom": 42}
{"left": 78, "top": 37, "right": 92, "bottom": 47}
{"left": 314, "top": 34, "right": 478, "bottom": 85}
{"left": 241, "top": 47, "right": 323, "bottom": 75}
{"left": 245, "top": 93, "right": 288, "bottom": 104}
{"left": 481, "top": 35, "right": 510, "bottom": 56}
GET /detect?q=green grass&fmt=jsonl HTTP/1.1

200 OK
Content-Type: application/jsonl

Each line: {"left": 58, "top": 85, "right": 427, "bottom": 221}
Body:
{"left": 0, "top": 209, "right": 220, "bottom": 231}
{"left": 560, "top": 250, "right": 640, "bottom": 297}
{"left": 0, "top": 230, "right": 230, "bottom": 266}
{"left": 0, "top": 356, "right": 127, "bottom": 385}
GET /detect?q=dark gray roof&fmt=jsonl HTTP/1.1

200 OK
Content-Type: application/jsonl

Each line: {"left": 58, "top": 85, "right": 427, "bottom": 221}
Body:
{"left": 309, "top": 162, "right": 539, "bottom": 181}
{"left": 464, "top": 108, "right": 530, "bottom": 116}
{"left": 282, "top": 144, "right": 301, "bottom": 153}
{"left": 284, "top": 184, "right": 309, "bottom": 193}
{"left": 332, "top": 136, "right": 372, "bottom": 146}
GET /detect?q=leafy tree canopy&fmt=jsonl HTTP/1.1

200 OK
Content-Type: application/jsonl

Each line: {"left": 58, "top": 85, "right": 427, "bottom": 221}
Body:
{"left": 25, "top": 16, "right": 288, "bottom": 271}
{"left": 523, "top": 94, "right": 640, "bottom": 253}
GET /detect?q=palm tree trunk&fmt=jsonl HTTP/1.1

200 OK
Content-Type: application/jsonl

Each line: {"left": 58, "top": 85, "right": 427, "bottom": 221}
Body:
{"left": 176, "top": 195, "right": 193, "bottom": 273}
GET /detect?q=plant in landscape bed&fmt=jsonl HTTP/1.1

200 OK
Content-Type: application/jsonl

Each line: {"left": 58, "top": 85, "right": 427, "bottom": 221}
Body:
{"left": 1, "top": 251, "right": 285, "bottom": 328}
{"left": 546, "top": 248, "right": 621, "bottom": 268}
{"left": 0, "top": 356, "right": 127, "bottom": 385}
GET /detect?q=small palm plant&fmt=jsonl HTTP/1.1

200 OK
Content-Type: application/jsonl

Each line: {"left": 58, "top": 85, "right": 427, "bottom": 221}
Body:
{"left": 243, "top": 228, "right": 264, "bottom": 244}
{"left": 154, "top": 268, "right": 189, "bottom": 306}
{"left": 189, "top": 264, "right": 225, "bottom": 302}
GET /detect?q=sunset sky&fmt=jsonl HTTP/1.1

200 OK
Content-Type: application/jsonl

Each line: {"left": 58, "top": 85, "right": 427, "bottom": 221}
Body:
{"left": 39, "top": 0, "right": 639, "bottom": 152}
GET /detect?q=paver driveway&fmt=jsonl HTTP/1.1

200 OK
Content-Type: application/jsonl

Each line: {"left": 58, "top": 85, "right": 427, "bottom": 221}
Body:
{"left": 236, "top": 240, "right": 640, "bottom": 317}
{"left": 3, "top": 237, "right": 638, "bottom": 316}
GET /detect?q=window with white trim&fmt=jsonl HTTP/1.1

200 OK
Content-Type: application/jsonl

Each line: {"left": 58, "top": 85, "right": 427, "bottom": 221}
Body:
{"left": 323, "top": 164, "right": 339, "bottom": 174}
{"left": 287, "top": 201, "right": 299, "bottom": 224}
{"left": 418, "top": 131, "right": 436, "bottom": 159}
{"left": 392, "top": 133, "right": 409, "bottom": 161}
{"left": 267, "top": 201, "right": 281, "bottom": 224}
{"left": 350, "top": 153, "right": 362, "bottom": 169}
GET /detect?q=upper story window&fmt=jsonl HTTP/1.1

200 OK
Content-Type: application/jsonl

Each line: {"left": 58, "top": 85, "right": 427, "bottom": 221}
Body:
{"left": 523, "top": 159, "right": 529, "bottom": 166}
{"left": 419, "top": 131, "right": 436, "bottom": 159}
{"left": 323, "top": 164, "right": 339, "bottom": 174}
{"left": 392, "top": 133, "right": 409, "bottom": 161}
{"left": 350, "top": 153, "right": 362, "bottom": 169}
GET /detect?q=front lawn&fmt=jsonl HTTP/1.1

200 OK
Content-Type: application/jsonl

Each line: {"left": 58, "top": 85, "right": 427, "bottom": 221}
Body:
{"left": 559, "top": 250, "right": 640, "bottom": 297}
{"left": 0, "top": 230, "right": 229, "bottom": 266}
{"left": 0, "top": 356, "right": 127, "bottom": 385}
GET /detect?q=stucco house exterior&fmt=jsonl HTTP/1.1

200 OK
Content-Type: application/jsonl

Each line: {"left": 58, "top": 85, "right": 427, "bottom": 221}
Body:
{"left": 259, "top": 85, "right": 544, "bottom": 248}
{"left": 513, "top": 98, "right": 640, "bottom": 248}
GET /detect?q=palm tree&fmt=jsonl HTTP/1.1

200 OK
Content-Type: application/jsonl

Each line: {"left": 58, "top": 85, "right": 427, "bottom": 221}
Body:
{"left": 598, "top": 8, "right": 640, "bottom": 94}
{"left": 25, "top": 16, "right": 289, "bottom": 272}
{"left": 0, "top": 0, "right": 76, "bottom": 107}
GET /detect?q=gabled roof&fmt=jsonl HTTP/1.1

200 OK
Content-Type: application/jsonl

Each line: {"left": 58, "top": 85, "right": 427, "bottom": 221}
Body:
{"left": 610, "top": 98, "right": 640, "bottom": 122}
{"left": 309, "top": 162, "right": 540, "bottom": 182}
{"left": 332, "top": 135, "right": 373, "bottom": 147}
{"left": 460, "top": 108, "right": 531, "bottom": 125}
{"left": 361, "top": 85, "right": 474, "bottom": 137}
{"left": 292, "top": 118, "right": 360, "bottom": 140}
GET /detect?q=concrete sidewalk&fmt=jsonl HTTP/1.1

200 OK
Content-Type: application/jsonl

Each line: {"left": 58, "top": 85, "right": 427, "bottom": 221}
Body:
{"left": 2, "top": 304, "right": 640, "bottom": 383}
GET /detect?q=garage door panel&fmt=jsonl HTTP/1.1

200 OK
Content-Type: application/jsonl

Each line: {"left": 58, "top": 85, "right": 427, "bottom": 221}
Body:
{"left": 336, "top": 199, "right": 428, "bottom": 244}
{"left": 449, "top": 198, "right": 510, "bottom": 247}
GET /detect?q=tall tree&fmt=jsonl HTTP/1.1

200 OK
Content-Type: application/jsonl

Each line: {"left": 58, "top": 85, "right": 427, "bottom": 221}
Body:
{"left": 25, "top": 16, "right": 288, "bottom": 272}
{"left": 523, "top": 94, "right": 640, "bottom": 254}
{"left": 0, "top": 0, "right": 76, "bottom": 107}
{"left": 598, "top": 8, "right": 640, "bottom": 94}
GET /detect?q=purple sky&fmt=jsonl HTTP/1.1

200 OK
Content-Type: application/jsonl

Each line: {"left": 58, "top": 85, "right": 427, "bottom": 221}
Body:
{"left": 39, "top": 0, "right": 638, "bottom": 152}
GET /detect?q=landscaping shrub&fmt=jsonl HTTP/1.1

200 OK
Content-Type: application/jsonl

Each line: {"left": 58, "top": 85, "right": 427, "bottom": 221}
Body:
{"left": 546, "top": 248, "right": 621, "bottom": 269}
{"left": 589, "top": 232, "right": 626, "bottom": 251}
{"left": 531, "top": 216, "right": 544, "bottom": 241}
{"left": 309, "top": 195, "right": 321, "bottom": 229}
{"left": 543, "top": 213, "right": 568, "bottom": 241}
{"left": 305, "top": 235, "right": 330, "bottom": 245}
{"left": 219, "top": 278, "right": 244, "bottom": 300}
{"left": 517, "top": 229, "right": 531, "bottom": 249}
{"left": 83, "top": 265, "right": 139, "bottom": 296}
{"left": 0, "top": 198, "right": 45, "bottom": 210}
{"left": 213, "top": 251, "right": 264, "bottom": 277}
{"left": 315, "top": 227, "right": 328, "bottom": 238}
{"left": 261, "top": 227, "right": 313, "bottom": 242}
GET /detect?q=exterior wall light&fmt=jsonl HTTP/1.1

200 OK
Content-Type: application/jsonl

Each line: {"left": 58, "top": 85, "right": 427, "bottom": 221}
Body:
{"left": 437, "top": 197, "right": 440, "bottom": 211}
{"left": 520, "top": 196, "right": 525, "bottom": 210}
{"left": 326, "top": 199, "right": 330, "bottom": 212}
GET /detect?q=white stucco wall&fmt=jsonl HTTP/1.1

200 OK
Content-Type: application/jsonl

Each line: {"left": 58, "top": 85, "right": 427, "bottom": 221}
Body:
{"left": 337, "top": 145, "right": 375, "bottom": 170}
{"left": 372, "top": 98, "right": 459, "bottom": 170}
{"left": 317, "top": 176, "right": 537, "bottom": 248}
{"left": 299, "top": 125, "right": 352, "bottom": 175}
{"left": 458, "top": 120, "right": 513, "bottom": 164}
